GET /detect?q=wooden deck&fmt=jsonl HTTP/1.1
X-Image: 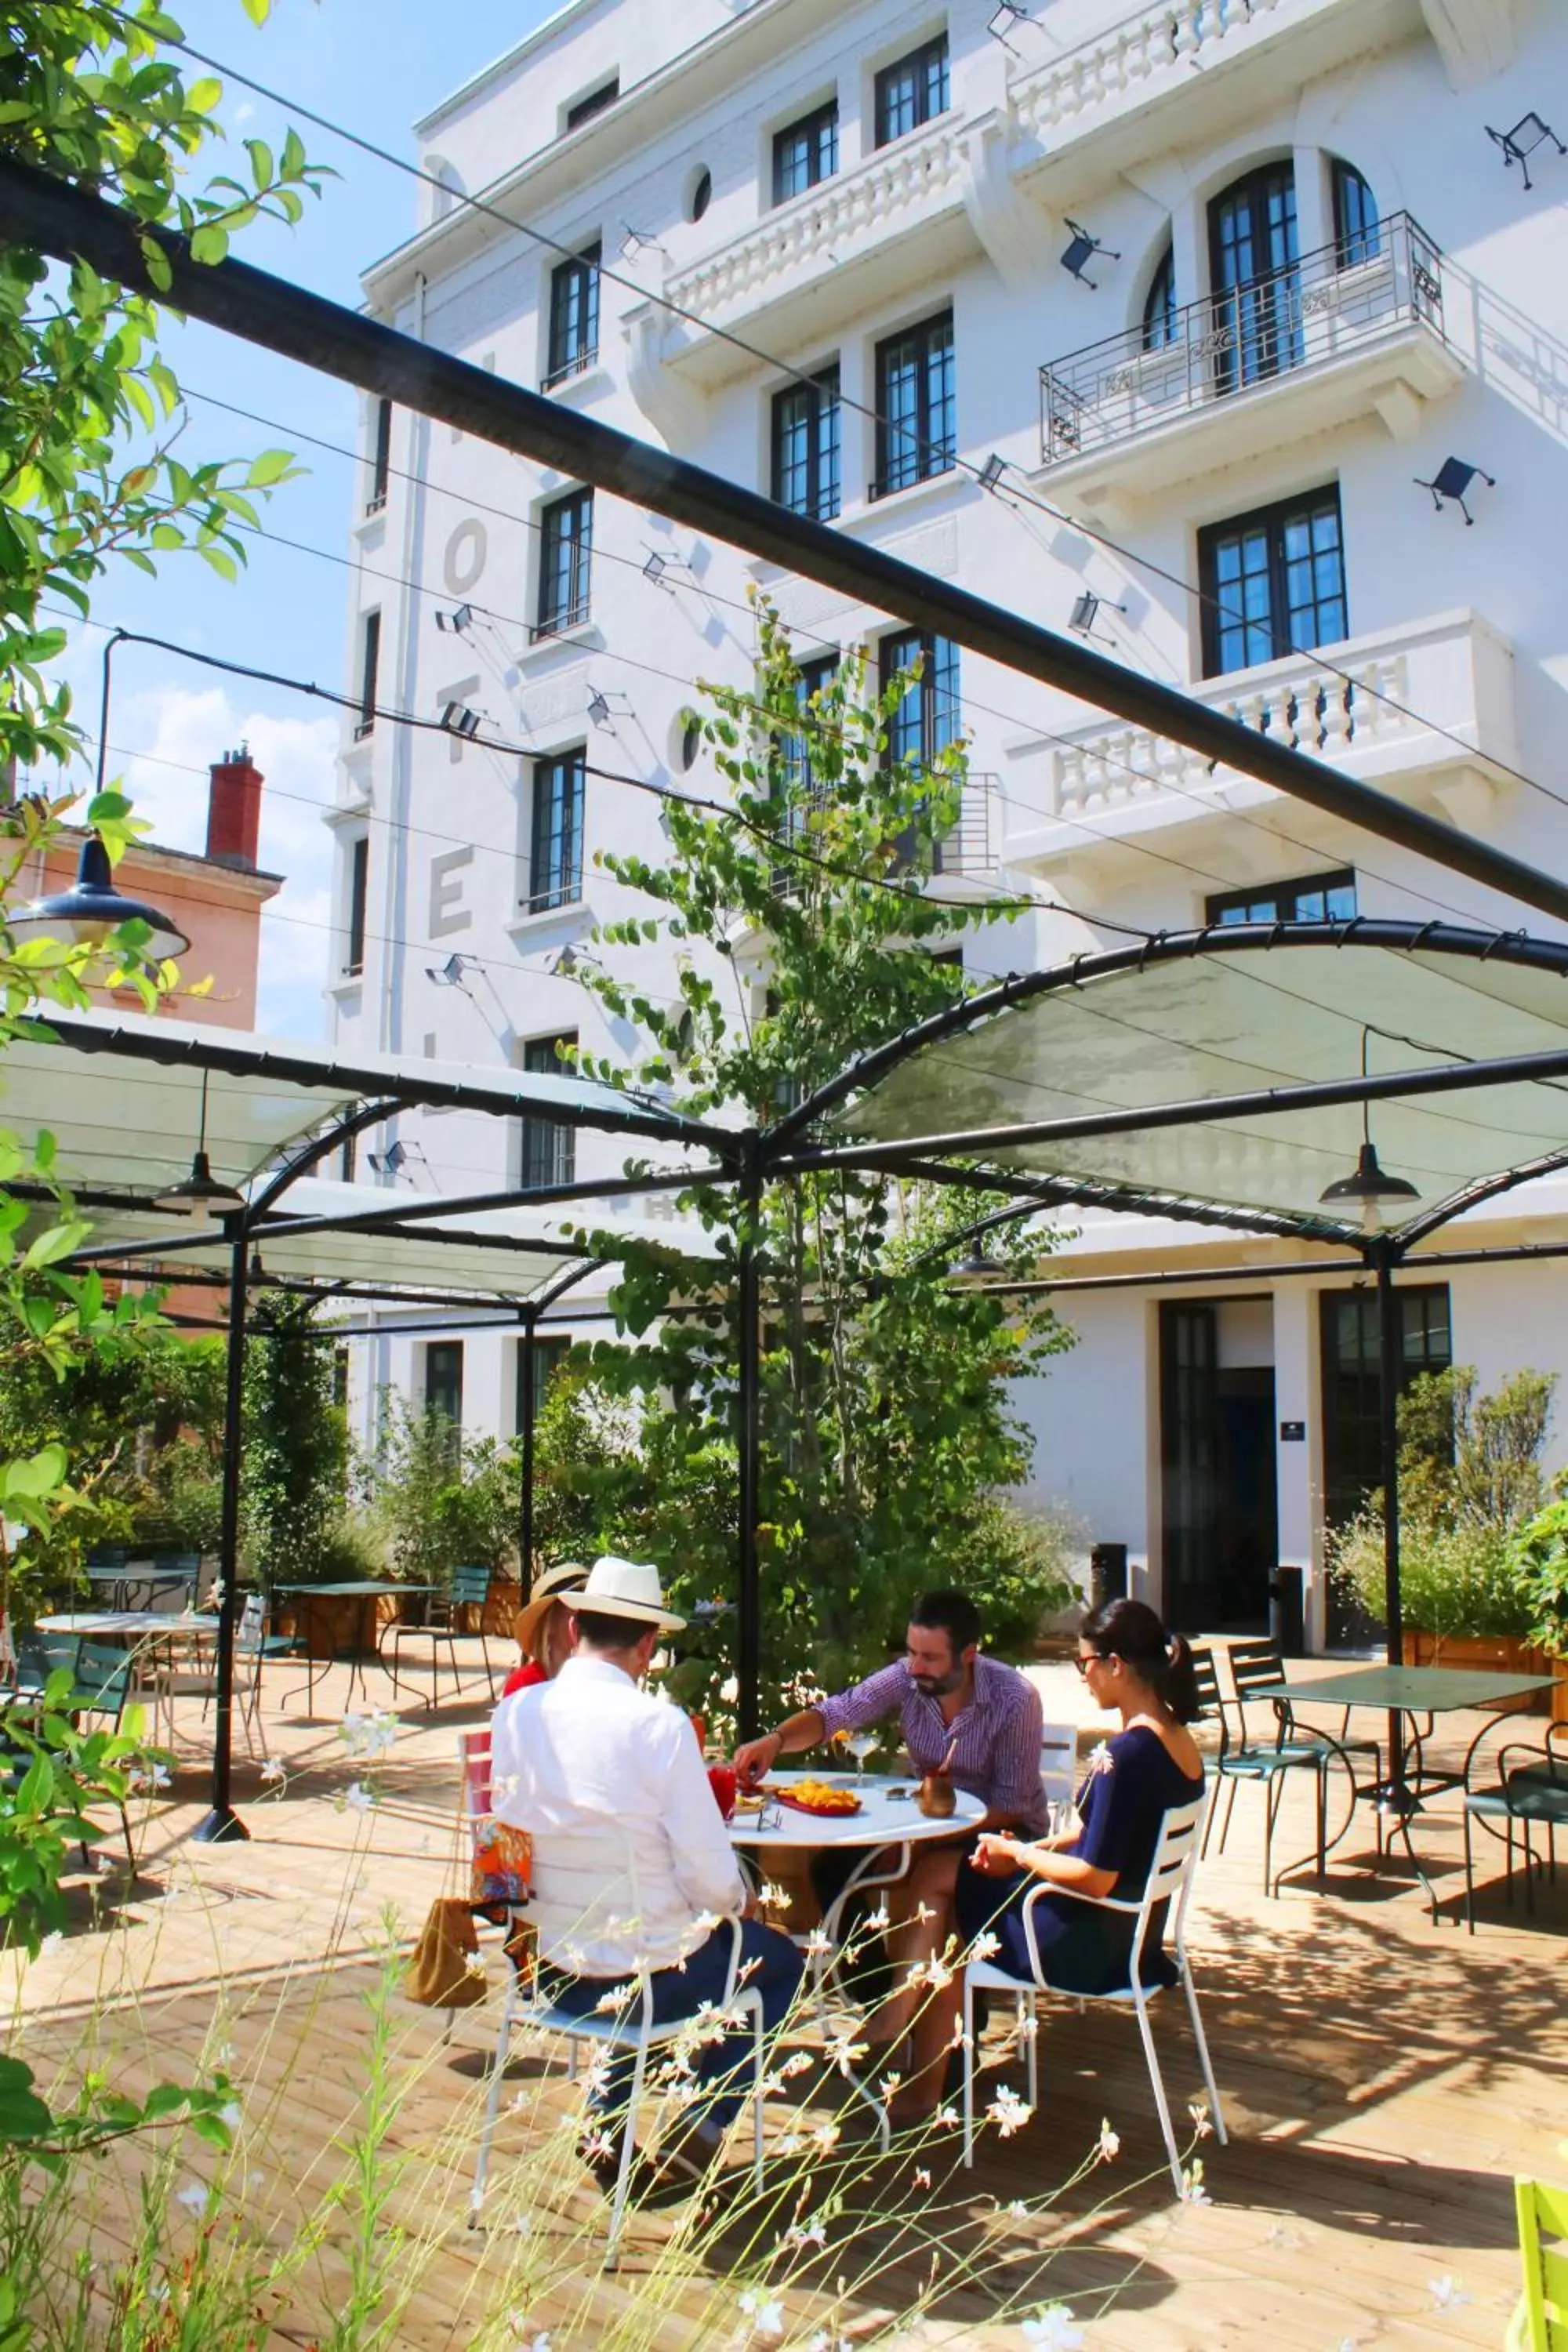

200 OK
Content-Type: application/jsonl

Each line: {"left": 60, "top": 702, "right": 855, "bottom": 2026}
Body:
{"left": 9, "top": 1650, "right": 1565, "bottom": 2348}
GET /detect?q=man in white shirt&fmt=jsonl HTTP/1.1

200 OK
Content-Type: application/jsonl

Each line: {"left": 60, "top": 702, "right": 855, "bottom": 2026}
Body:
{"left": 492, "top": 1556, "right": 804, "bottom": 2190}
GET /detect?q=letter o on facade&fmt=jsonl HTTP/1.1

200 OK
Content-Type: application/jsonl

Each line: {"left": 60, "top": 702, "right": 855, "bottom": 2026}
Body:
{"left": 444, "top": 518, "right": 488, "bottom": 596}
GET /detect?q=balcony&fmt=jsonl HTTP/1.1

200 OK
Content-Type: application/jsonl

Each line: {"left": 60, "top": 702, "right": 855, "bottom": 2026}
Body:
{"left": 661, "top": 117, "right": 975, "bottom": 388}
{"left": 1003, "top": 612, "right": 1518, "bottom": 874}
{"left": 1036, "top": 215, "right": 1466, "bottom": 517}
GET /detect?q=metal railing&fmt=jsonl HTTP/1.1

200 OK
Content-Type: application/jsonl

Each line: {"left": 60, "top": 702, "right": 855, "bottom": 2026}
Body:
{"left": 542, "top": 344, "right": 599, "bottom": 393}
{"left": 771, "top": 771, "right": 997, "bottom": 899}
{"left": 1040, "top": 212, "right": 1445, "bottom": 466}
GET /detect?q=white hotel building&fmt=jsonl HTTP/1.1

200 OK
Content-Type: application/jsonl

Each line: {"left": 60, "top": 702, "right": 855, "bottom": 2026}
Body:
{"left": 328, "top": 0, "right": 1568, "bottom": 1647}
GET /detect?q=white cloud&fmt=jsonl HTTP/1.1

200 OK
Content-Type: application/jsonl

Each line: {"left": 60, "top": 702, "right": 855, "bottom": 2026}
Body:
{"left": 113, "top": 681, "right": 336, "bottom": 1043}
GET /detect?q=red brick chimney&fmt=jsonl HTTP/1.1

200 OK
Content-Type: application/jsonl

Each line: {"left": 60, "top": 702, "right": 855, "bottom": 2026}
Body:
{"left": 206, "top": 744, "right": 264, "bottom": 870}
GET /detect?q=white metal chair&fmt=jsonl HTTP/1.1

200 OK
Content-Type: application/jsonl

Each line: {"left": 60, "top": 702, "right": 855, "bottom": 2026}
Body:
{"left": 1040, "top": 1720, "right": 1079, "bottom": 1811}
{"left": 472, "top": 1901, "right": 765, "bottom": 2270}
{"left": 960, "top": 1794, "right": 1226, "bottom": 2195}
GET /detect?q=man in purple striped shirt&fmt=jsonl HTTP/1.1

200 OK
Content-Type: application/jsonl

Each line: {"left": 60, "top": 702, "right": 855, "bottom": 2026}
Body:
{"left": 733, "top": 1589, "right": 1045, "bottom": 2122}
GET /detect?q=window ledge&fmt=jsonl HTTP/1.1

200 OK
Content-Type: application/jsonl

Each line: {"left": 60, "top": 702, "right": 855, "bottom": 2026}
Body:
{"left": 505, "top": 900, "right": 591, "bottom": 944}
{"left": 517, "top": 619, "right": 604, "bottom": 665}
{"left": 327, "top": 971, "right": 365, "bottom": 1001}
{"left": 543, "top": 359, "right": 613, "bottom": 404}
{"left": 845, "top": 467, "right": 963, "bottom": 528}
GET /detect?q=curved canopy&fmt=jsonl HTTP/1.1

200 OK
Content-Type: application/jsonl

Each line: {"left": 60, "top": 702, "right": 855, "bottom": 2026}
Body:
{"left": 815, "top": 923, "right": 1568, "bottom": 1248}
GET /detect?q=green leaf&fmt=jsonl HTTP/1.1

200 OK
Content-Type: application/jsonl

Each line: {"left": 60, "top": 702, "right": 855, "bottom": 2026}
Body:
{"left": 245, "top": 138, "right": 274, "bottom": 191}
{"left": 245, "top": 448, "right": 299, "bottom": 489}
{"left": 188, "top": 223, "right": 229, "bottom": 267}
{"left": 187, "top": 78, "right": 223, "bottom": 113}
{"left": 138, "top": 234, "right": 173, "bottom": 295}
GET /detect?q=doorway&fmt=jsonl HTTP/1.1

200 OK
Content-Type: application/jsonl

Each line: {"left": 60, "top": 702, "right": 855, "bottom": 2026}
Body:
{"left": 1160, "top": 1301, "right": 1279, "bottom": 1633}
{"left": 1208, "top": 161, "right": 1301, "bottom": 393}
{"left": 1319, "top": 1283, "right": 1451, "bottom": 1649}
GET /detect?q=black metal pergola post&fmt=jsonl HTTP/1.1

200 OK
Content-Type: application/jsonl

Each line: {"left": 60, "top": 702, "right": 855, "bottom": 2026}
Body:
{"left": 735, "top": 1138, "right": 764, "bottom": 1744}
{"left": 192, "top": 1221, "right": 251, "bottom": 1843}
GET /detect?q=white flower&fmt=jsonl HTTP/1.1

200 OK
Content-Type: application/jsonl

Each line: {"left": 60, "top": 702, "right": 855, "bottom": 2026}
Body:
{"left": 1178, "top": 2161, "right": 1210, "bottom": 2205}
{"left": 129, "top": 1763, "right": 172, "bottom": 1792}
{"left": 1187, "top": 2096, "right": 1212, "bottom": 2139}
{"left": 825, "top": 2029, "right": 866, "bottom": 2075}
{"left": 174, "top": 2180, "right": 210, "bottom": 2215}
{"left": 737, "top": 2292, "right": 785, "bottom": 2338}
{"left": 1087, "top": 1741, "right": 1114, "bottom": 1775}
{"left": 759, "top": 1884, "right": 791, "bottom": 1914}
{"left": 803, "top": 1929, "right": 833, "bottom": 1958}
{"left": 1005, "top": 2198, "right": 1029, "bottom": 2218}
{"left": 340, "top": 1782, "right": 376, "bottom": 1813}
{"left": 38, "top": 1931, "right": 63, "bottom": 1958}
{"left": 1096, "top": 2118, "right": 1120, "bottom": 2163}
{"left": 877, "top": 2071, "right": 903, "bottom": 2104}
{"left": 780, "top": 2051, "right": 813, "bottom": 2079}
{"left": 338, "top": 1710, "right": 397, "bottom": 1761}
{"left": 1428, "top": 2276, "right": 1469, "bottom": 2311}
{"left": 914, "top": 1900, "right": 938, "bottom": 1922}
{"left": 219, "top": 2101, "right": 242, "bottom": 2132}
{"left": 986, "top": 2085, "right": 1032, "bottom": 2137}
{"left": 782, "top": 2218, "right": 826, "bottom": 2252}
{"left": 259, "top": 1758, "right": 285, "bottom": 1784}
{"left": 593, "top": 1980, "right": 636, "bottom": 2014}
{"left": 1022, "top": 2308, "right": 1084, "bottom": 2351}
{"left": 968, "top": 1930, "right": 1000, "bottom": 1962}
{"left": 811, "top": 2121, "right": 840, "bottom": 2154}
{"left": 912, "top": 2166, "right": 931, "bottom": 2190}
{"left": 863, "top": 1904, "right": 890, "bottom": 1931}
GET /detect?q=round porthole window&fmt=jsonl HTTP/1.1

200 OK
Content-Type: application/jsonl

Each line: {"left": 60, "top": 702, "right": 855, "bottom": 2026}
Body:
{"left": 688, "top": 167, "right": 713, "bottom": 223}
{"left": 679, "top": 714, "right": 702, "bottom": 771}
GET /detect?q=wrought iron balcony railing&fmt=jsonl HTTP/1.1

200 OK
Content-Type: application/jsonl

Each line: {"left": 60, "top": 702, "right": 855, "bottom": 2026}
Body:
{"left": 770, "top": 772, "right": 998, "bottom": 901}
{"left": 1040, "top": 212, "right": 1445, "bottom": 467}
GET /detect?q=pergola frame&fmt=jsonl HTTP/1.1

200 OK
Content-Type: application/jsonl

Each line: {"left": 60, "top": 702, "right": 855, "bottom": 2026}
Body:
{"left": 23, "top": 913, "right": 1568, "bottom": 1844}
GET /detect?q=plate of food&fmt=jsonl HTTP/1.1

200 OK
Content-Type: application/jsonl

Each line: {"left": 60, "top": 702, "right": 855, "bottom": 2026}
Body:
{"left": 775, "top": 1778, "right": 862, "bottom": 1818}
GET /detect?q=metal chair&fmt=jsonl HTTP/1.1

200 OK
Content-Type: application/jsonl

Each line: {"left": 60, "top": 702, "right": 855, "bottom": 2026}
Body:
{"left": 1194, "top": 1642, "right": 1338, "bottom": 1895}
{"left": 1039, "top": 1720, "right": 1079, "bottom": 1813}
{"left": 1508, "top": 2172, "right": 1568, "bottom": 2350}
{"left": 384, "top": 1565, "right": 496, "bottom": 1709}
{"left": 12, "top": 1633, "right": 137, "bottom": 1871}
{"left": 959, "top": 1794, "right": 1227, "bottom": 2196}
{"left": 234, "top": 1595, "right": 302, "bottom": 1755}
{"left": 1464, "top": 1721, "right": 1568, "bottom": 1932}
{"left": 472, "top": 1907, "right": 766, "bottom": 2270}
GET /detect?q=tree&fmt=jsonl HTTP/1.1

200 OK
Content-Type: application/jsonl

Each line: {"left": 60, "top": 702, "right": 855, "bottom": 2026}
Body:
{"left": 568, "top": 599, "right": 1075, "bottom": 1721}
{"left": 241, "top": 1292, "right": 350, "bottom": 1592}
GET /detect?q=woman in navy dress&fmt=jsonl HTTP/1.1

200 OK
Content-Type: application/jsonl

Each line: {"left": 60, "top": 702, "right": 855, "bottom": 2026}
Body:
{"left": 957, "top": 1599, "right": 1205, "bottom": 1995}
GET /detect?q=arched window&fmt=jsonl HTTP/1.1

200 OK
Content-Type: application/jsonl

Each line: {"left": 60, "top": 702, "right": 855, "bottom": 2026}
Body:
{"left": 1332, "top": 162, "right": 1380, "bottom": 268}
{"left": 1142, "top": 242, "right": 1177, "bottom": 350}
{"left": 1208, "top": 162, "right": 1301, "bottom": 391}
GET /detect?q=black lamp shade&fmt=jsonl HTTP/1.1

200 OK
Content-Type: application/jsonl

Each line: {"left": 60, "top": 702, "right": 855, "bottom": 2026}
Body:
{"left": 952, "top": 1241, "right": 1007, "bottom": 1278}
{"left": 153, "top": 1149, "right": 245, "bottom": 1224}
{"left": 1318, "top": 1140, "right": 1421, "bottom": 1231}
{"left": 8, "top": 834, "right": 190, "bottom": 962}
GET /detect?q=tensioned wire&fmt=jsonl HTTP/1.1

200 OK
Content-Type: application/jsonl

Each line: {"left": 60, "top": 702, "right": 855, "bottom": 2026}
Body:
{"left": 85, "top": 0, "right": 1568, "bottom": 818}
{"left": 34, "top": 607, "right": 1568, "bottom": 1197}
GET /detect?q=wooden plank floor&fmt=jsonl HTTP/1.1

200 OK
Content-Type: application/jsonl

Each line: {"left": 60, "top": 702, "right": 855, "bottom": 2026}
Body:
{"left": 9, "top": 1651, "right": 1566, "bottom": 2347}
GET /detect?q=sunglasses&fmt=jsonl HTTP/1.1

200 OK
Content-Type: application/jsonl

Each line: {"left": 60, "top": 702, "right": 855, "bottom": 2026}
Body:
{"left": 1073, "top": 1652, "right": 1111, "bottom": 1675}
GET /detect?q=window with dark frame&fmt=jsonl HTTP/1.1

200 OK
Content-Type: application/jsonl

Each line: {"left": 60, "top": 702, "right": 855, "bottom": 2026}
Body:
{"left": 565, "top": 78, "right": 619, "bottom": 131}
{"left": 355, "top": 609, "right": 380, "bottom": 736}
{"left": 528, "top": 747, "right": 586, "bottom": 913}
{"left": 1205, "top": 869, "right": 1357, "bottom": 926}
{"left": 771, "top": 366, "right": 840, "bottom": 521}
{"left": 368, "top": 397, "right": 392, "bottom": 511}
{"left": 1198, "top": 485, "right": 1346, "bottom": 677}
{"left": 873, "top": 310, "right": 954, "bottom": 498}
{"left": 534, "top": 487, "right": 593, "bottom": 638}
{"left": 1332, "top": 162, "right": 1381, "bottom": 268}
{"left": 423, "top": 1341, "right": 464, "bottom": 1436}
{"left": 874, "top": 34, "right": 949, "bottom": 147}
{"left": 516, "top": 1334, "right": 572, "bottom": 1438}
{"left": 880, "top": 629, "right": 960, "bottom": 767}
{"left": 780, "top": 650, "right": 838, "bottom": 804}
{"left": 773, "top": 100, "right": 839, "bottom": 201}
{"left": 518, "top": 1033, "right": 578, "bottom": 1191}
{"left": 1142, "top": 245, "right": 1177, "bottom": 350}
{"left": 345, "top": 835, "right": 368, "bottom": 976}
{"left": 546, "top": 243, "right": 601, "bottom": 388}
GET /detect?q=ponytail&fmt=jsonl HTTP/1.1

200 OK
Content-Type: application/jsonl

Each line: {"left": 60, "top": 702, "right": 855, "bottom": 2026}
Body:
{"left": 1081, "top": 1597, "right": 1200, "bottom": 1723}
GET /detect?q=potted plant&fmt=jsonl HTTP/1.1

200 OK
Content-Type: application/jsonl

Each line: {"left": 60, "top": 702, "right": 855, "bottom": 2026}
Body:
{"left": 1329, "top": 1367, "right": 1557, "bottom": 1712}
{"left": 1510, "top": 1490, "right": 1568, "bottom": 1724}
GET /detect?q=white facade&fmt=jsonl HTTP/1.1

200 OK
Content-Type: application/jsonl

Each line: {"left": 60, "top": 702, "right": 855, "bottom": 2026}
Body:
{"left": 330, "top": 0, "right": 1568, "bottom": 1644}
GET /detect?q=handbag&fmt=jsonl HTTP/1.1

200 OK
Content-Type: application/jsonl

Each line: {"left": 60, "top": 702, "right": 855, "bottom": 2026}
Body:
{"left": 471, "top": 1820, "right": 532, "bottom": 1910}
{"left": 405, "top": 1895, "right": 488, "bottom": 2008}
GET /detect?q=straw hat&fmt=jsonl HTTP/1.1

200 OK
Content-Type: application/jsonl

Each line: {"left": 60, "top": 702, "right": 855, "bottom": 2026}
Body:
{"left": 514, "top": 1559, "right": 589, "bottom": 1661}
{"left": 568, "top": 1555, "right": 687, "bottom": 1635}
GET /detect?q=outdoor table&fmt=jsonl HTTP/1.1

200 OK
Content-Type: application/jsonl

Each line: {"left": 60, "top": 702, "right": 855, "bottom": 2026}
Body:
{"left": 1276, "top": 1664, "right": 1559, "bottom": 1920}
{"left": 34, "top": 1610, "right": 221, "bottom": 1748}
{"left": 85, "top": 1560, "right": 201, "bottom": 1613}
{"left": 274, "top": 1581, "right": 437, "bottom": 1712}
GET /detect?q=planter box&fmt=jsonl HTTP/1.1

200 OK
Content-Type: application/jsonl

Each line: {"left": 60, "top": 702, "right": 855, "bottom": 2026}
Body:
{"left": 1400, "top": 1629, "right": 1555, "bottom": 1715}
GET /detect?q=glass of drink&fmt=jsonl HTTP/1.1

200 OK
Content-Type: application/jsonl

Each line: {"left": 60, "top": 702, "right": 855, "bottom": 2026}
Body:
{"left": 706, "top": 1762, "right": 739, "bottom": 1822}
{"left": 847, "top": 1730, "right": 877, "bottom": 1777}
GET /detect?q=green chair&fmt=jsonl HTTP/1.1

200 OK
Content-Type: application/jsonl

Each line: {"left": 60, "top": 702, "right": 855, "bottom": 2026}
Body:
{"left": 9, "top": 1634, "right": 137, "bottom": 1873}
{"left": 1464, "top": 1723, "right": 1568, "bottom": 1933}
{"left": 384, "top": 1565, "right": 495, "bottom": 1711}
{"left": 1508, "top": 2174, "right": 1568, "bottom": 2350}
{"left": 1193, "top": 1642, "right": 1335, "bottom": 1896}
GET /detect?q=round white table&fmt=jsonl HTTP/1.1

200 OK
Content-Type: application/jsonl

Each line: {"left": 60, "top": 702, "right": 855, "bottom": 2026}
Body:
{"left": 727, "top": 1767, "right": 985, "bottom": 2141}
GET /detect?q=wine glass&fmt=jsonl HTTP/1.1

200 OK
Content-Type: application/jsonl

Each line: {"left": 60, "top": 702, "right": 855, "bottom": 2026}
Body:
{"left": 847, "top": 1730, "right": 877, "bottom": 1778}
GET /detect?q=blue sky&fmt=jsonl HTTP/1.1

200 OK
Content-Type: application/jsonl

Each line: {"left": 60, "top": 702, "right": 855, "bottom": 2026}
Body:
{"left": 56, "top": 0, "right": 561, "bottom": 1037}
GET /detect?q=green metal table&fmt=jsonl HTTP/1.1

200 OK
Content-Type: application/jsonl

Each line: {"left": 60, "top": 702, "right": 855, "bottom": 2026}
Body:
{"left": 275, "top": 1581, "right": 436, "bottom": 1712}
{"left": 1276, "top": 1664, "right": 1558, "bottom": 1919}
